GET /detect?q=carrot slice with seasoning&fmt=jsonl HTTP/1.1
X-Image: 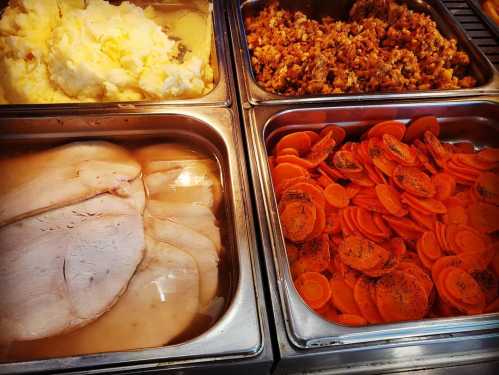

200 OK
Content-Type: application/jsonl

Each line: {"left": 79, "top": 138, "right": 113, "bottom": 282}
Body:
{"left": 304, "top": 131, "right": 320, "bottom": 145}
{"left": 345, "top": 184, "right": 361, "bottom": 199}
{"left": 356, "top": 207, "right": 386, "bottom": 239}
{"left": 306, "top": 131, "right": 336, "bottom": 165}
{"left": 318, "top": 303, "right": 340, "bottom": 322}
{"left": 333, "top": 150, "right": 363, "bottom": 174}
{"left": 276, "top": 132, "right": 312, "bottom": 155}
{"left": 393, "top": 165, "right": 436, "bottom": 198}
{"left": 443, "top": 267, "right": 486, "bottom": 308}
{"left": 470, "top": 269, "right": 498, "bottom": 304}
{"left": 295, "top": 272, "right": 332, "bottom": 310}
{"left": 424, "top": 130, "right": 451, "bottom": 165}
{"left": 367, "top": 120, "right": 406, "bottom": 141}
{"left": 433, "top": 173, "right": 456, "bottom": 201}
{"left": 338, "top": 235, "right": 391, "bottom": 272}
{"left": 335, "top": 313, "right": 368, "bottom": 326}
{"left": 404, "top": 116, "right": 440, "bottom": 143}
{"left": 398, "top": 261, "right": 433, "bottom": 299}
{"left": 382, "top": 133, "right": 417, "bottom": 166}
{"left": 373, "top": 213, "right": 392, "bottom": 238}
{"left": 354, "top": 276, "right": 384, "bottom": 324}
{"left": 286, "top": 242, "right": 300, "bottom": 263}
{"left": 474, "top": 172, "right": 499, "bottom": 205}
{"left": 272, "top": 162, "right": 309, "bottom": 187}
{"left": 287, "top": 182, "right": 326, "bottom": 208}
{"left": 275, "top": 154, "right": 317, "bottom": 169}
{"left": 432, "top": 256, "right": 462, "bottom": 282}
{"left": 456, "top": 153, "right": 496, "bottom": 171}
{"left": 324, "top": 183, "right": 349, "bottom": 208}
{"left": 329, "top": 274, "right": 362, "bottom": 315}
{"left": 324, "top": 208, "right": 341, "bottom": 234}
{"left": 375, "top": 184, "right": 406, "bottom": 217}
{"left": 376, "top": 271, "right": 428, "bottom": 322}
{"left": 280, "top": 199, "right": 317, "bottom": 242}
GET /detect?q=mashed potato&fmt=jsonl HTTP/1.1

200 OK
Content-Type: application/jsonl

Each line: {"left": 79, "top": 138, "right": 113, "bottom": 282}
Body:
{"left": 0, "top": 0, "right": 214, "bottom": 103}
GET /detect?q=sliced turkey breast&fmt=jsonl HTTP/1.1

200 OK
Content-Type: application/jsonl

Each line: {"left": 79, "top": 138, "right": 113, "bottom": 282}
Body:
{"left": 144, "top": 211, "right": 219, "bottom": 307}
{"left": 5, "top": 236, "right": 199, "bottom": 358}
{"left": 0, "top": 142, "right": 141, "bottom": 227}
{"left": 0, "top": 196, "right": 145, "bottom": 342}
{"left": 146, "top": 200, "right": 221, "bottom": 251}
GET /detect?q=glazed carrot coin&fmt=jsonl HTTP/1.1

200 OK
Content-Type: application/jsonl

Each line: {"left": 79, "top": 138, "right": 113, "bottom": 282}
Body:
{"left": 468, "top": 202, "right": 499, "bottom": 234}
{"left": 393, "top": 165, "right": 436, "bottom": 198}
{"left": 295, "top": 272, "right": 332, "bottom": 310}
{"left": 382, "top": 134, "right": 417, "bottom": 166}
{"left": 324, "top": 183, "right": 349, "bottom": 208}
{"left": 366, "top": 120, "right": 406, "bottom": 141}
{"left": 280, "top": 199, "right": 317, "bottom": 242}
{"left": 329, "top": 275, "right": 361, "bottom": 315}
{"left": 307, "top": 131, "right": 336, "bottom": 165}
{"left": 333, "top": 150, "right": 363, "bottom": 174}
{"left": 354, "top": 276, "right": 384, "bottom": 324}
{"left": 432, "top": 173, "right": 456, "bottom": 201}
{"left": 404, "top": 116, "right": 440, "bottom": 143}
{"left": 376, "top": 271, "right": 428, "bottom": 322}
{"left": 401, "top": 192, "right": 447, "bottom": 215}
{"left": 338, "top": 235, "right": 391, "bottom": 271}
{"left": 321, "top": 124, "right": 346, "bottom": 145}
{"left": 474, "top": 172, "right": 499, "bottom": 205}
{"left": 272, "top": 162, "right": 309, "bottom": 187}
{"left": 375, "top": 184, "right": 405, "bottom": 216}
{"left": 442, "top": 267, "right": 486, "bottom": 308}
{"left": 417, "top": 231, "right": 442, "bottom": 261}
{"left": 276, "top": 132, "right": 312, "bottom": 155}
{"left": 335, "top": 313, "right": 368, "bottom": 326}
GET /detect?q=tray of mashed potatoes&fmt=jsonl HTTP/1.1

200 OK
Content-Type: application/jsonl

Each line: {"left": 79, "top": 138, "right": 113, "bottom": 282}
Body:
{"left": 0, "top": 0, "right": 231, "bottom": 106}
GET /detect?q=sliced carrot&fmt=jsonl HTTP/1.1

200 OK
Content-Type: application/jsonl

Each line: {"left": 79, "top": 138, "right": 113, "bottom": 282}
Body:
{"left": 329, "top": 274, "right": 362, "bottom": 315}
{"left": 335, "top": 313, "right": 368, "bottom": 326}
{"left": 277, "top": 147, "right": 300, "bottom": 157}
{"left": 367, "top": 120, "right": 406, "bottom": 141}
{"left": 398, "top": 261, "right": 433, "bottom": 298}
{"left": 286, "top": 182, "right": 326, "bottom": 208}
{"left": 333, "top": 150, "right": 363, "bottom": 174}
{"left": 354, "top": 276, "right": 384, "bottom": 324}
{"left": 304, "top": 131, "right": 320, "bottom": 145}
{"left": 320, "top": 124, "right": 346, "bottom": 145}
{"left": 452, "top": 142, "right": 475, "bottom": 154}
{"left": 368, "top": 137, "right": 398, "bottom": 176}
{"left": 409, "top": 208, "right": 436, "bottom": 231}
{"left": 350, "top": 172, "right": 376, "bottom": 187}
{"left": 316, "top": 168, "right": 335, "bottom": 188}
{"left": 338, "top": 235, "right": 391, "bottom": 272}
{"left": 386, "top": 237, "right": 406, "bottom": 257}
{"left": 447, "top": 225, "right": 490, "bottom": 254}
{"left": 401, "top": 192, "right": 447, "bottom": 215}
{"left": 373, "top": 213, "right": 392, "bottom": 238}
{"left": 393, "top": 165, "right": 436, "bottom": 198}
{"left": 433, "top": 173, "right": 456, "bottom": 201}
{"left": 424, "top": 130, "right": 451, "bottom": 166}
{"left": 318, "top": 303, "right": 339, "bottom": 322}
{"left": 276, "top": 132, "right": 312, "bottom": 155}
{"left": 272, "top": 162, "right": 309, "bottom": 187}
{"left": 275, "top": 154, "right": 317, "bottom": 169}
{"left": 468, "top": 202, "right": 499, "bottom": 234}
{"left": 345, "top": 183, "right": 361, "bottom": 199}
{"left": 319, "top": 161, "right": 345, "bottom": 180}
{"left": 417, "top": 231, "right": 442, "bottom": 261}
{"left": 324, "top": 208, "right": 341, "bottom": 234}
{"left": 477, "top": 147, "right": 499, "bottom": 163}
{"left": 305, "top": 204, "right": 326, "bottom": 240}
{"left": 364, "top": 162, "right": 386, "bottom": 184}
{"left": 334, "top": 256, "right": 361, "bottom": 289}
{"left": 280, "top": 199, "right": 317, "bottom": 242}
{"left": 470, "top": 269, "right": 498, "bottom": 304}
{"left": 376, "top": 271, "right": 428, "bottom": 322}
{"left": 382, "top": 215, "right": 426, "bottom": 234}
{"left": 295, "top": 272, "right": 332, "bottom": 310}
{"left": 306, "top": 131, "right": 336, "bottom": 165}
{"left": 298, "top": 234, "right": 331, "bottom": 272}
{"left": 324, "top": 183, "right": 349, "bottom": 209}
{"left": 455, "top": 153, "right": 496, "bottom": 171}
{"left": 442, "top": 267, "right": 486, "bottom": 309}
{"left": 404, "top": 116, "right": 440, "bottom": 143}
{"left": 275, "top": 176, "right": 312, "bottom": 199}
{"left": 375, "top": 184, "right": 406, "bottom": 217}
{"left": 382, "top": 133, "right": 417, "bottom": 166}
{"left": 355, "top": 207, "right": 387, "bottom": 239}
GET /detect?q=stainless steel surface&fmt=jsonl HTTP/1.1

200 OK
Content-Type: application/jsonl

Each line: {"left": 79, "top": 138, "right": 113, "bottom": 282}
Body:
{"left": 0, "top": 107, "right": 265, "bottom": 374}
{"left": 229, "top": 0, "right": 499, "bottom": 106}
{"left": 466, "top": 0, "right": 499, "bottom": 40}
{"left": 0, "top": 0, "right": 232, "bottom": 110}
{"left": 242, "top": 98, "right": 499, "bottom": 373}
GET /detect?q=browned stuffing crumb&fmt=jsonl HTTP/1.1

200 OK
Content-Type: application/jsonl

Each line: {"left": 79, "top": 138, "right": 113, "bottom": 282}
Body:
{"left": 245, "top": 0, "right": 476, "bottom": 96}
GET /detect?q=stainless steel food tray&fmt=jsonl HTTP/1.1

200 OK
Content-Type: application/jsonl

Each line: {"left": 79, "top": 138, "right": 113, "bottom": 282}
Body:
{"left": 243, "top": 98, "right": 499, "bottom": 373}
{"left": 0, "top": 0, "right": 232, "bottom": 110}
{"left": 229, "top": 0, "right": 499, "bottom": 106}
{"left": 0, "top": 107, "right": 270, "bottom": 375}
{"left": 467, "top": 0, "right": 499, "bottom": 38}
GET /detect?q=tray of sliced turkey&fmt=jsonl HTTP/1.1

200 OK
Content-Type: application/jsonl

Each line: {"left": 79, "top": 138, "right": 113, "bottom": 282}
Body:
{"left": 0, "top": 108, "right": 266, "bottom": 374}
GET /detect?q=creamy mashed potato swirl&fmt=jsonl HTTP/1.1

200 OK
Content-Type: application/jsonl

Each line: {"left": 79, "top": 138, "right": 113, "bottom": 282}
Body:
{"left": 0, "top": 0, "right": 214, "bottom": 103}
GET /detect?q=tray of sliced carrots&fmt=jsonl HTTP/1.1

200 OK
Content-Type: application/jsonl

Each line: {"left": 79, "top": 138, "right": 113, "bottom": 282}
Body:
{"left": 268, "top": 116, "right": 499, "bottom": 327}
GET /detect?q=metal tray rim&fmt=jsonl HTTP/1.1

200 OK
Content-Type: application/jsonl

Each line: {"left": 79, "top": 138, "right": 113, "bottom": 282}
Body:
{"left": 0, "top": 0, "right": 232, "bottom": 112}
{"left": 466, "top": 0, "right": 499, "bottom": 39}
{"left": 247, "top": 98, "right": 499, "bottom": 350}
{"left": 230, "top": 0, "right": 499, "bottom": 106}
{"left": 0, "top": 108, "right": 264, "bottom": 374}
